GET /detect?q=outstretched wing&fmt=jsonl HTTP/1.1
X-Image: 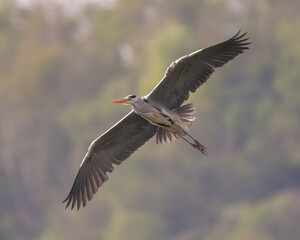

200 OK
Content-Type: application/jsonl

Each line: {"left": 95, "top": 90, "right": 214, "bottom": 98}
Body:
{"left": 146, "top": 31, "right": 250, "bottom": 109}
{"left": 63, "top": 111, "right": 157, "bottom": 210}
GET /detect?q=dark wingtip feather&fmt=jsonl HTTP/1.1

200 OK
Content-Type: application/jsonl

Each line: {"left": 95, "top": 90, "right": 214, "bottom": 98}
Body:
{"left": 62, "top": 194, "right": 71, "bottom": 209}
{"left": 232, "top": 31, "right": 251, "bottom": 46}
{"left": 71, "top": 195, "right": 76, "bottom": 210}
{"left": 233, "top": 30, "right": 242, "bottom": 38}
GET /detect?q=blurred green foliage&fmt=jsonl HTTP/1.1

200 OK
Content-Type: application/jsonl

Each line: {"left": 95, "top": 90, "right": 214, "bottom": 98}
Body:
{"left": 0, "top": 0, "right": 300, "bottom": 239}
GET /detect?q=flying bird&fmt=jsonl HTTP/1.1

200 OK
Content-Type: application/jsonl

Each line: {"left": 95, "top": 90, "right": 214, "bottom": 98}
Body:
{"left": 64, "top": 31, "right": 250, "bottom": 210}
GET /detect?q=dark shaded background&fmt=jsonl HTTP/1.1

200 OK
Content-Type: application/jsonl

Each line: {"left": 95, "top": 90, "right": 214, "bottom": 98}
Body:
{"left": 1, "top": 0, "right": 300, "bottom": 239}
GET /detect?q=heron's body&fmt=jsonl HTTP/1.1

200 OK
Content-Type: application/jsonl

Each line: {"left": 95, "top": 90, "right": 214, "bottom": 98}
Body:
{"left": 64, "top": 31, "right": 251, "bottom": 210}
{"left": 131, "top": 97, "right": 174, "bottom": 128}
{"left": 131, "top": 96, "right": 189, "bottom": 135}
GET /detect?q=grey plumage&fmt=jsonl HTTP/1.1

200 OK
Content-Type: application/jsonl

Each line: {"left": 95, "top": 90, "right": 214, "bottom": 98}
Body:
{"left": 64, "top": 111, "right": 157, "bottom": 209}
{"left": 156, "top": 103, "right": 196, "bottom": 144}
{"left": 146, "top": 31, "right": 250, "bottom": 109}
{"left": 64, "top": 31, "right": 250, "bottom": 210}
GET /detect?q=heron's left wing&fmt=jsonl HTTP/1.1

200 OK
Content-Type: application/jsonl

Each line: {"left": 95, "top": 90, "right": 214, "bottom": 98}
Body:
{"left": 146, "top": 31, "right": 250, "bottom": 109}
{"left": 63, "top": 111, "right": 157, "bottom": 210}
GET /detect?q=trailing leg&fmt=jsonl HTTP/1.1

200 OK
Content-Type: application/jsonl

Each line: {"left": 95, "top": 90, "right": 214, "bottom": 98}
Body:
{"left": 178, "top": 134, "right": 207, "bottom": 155}
{"left": 185, "top": 132, "right": 207, "bottom": 155}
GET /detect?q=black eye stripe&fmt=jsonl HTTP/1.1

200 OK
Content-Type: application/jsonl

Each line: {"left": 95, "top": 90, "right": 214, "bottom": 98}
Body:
{"left": 128, "top": 95, "right": 136, "bottom": 98}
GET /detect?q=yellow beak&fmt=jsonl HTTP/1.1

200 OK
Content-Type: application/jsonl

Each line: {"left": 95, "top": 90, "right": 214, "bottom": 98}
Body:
{"left": 112, "top": 98, "right": 127, "bottom": 103}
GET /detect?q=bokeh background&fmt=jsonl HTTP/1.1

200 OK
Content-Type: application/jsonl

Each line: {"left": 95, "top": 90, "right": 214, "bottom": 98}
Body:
{"left": 1, "top": 0, "right": 300, "bottom": 239}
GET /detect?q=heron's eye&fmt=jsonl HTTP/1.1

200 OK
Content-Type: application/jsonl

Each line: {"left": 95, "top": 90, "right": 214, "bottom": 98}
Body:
{"left": 129, "top": 95, "right": 136, "bottom": 98}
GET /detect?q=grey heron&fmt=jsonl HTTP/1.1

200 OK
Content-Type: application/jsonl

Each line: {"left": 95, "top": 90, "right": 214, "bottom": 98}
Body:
{"left": 64, "top": 31, "right": 250, "bottom": 210}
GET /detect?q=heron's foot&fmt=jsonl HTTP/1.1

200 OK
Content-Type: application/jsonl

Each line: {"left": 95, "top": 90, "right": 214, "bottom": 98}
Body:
{"left": 192, "top": 140, "right": 208, "bottom": 155}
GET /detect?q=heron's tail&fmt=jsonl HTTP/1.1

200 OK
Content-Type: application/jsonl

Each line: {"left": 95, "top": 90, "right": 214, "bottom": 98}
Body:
{"left": 156, "top": 104, "right": 196, "bottom": 144}
{"left": 174, "top": 103, "right": 207, "bottom": 155}
{"left": 173, "top": 103, "right": 196, "bottom": 127}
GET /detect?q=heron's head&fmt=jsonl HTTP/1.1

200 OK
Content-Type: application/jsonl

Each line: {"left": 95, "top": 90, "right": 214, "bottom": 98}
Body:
{"left": 112, "top": 95, "right": 139, "bottom": 105}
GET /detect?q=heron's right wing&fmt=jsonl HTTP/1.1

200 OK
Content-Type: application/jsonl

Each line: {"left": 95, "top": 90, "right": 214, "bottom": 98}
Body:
{"left": 63, "top": 111, "right": 157, "bottom": 210}
{"left": 146, "top": 31, "right": 250, "bottom": 109}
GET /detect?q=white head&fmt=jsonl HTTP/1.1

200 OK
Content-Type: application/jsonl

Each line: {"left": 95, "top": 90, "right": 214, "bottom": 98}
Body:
{"left": 112, "top": 95, "right": 142, "bottom": 105}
